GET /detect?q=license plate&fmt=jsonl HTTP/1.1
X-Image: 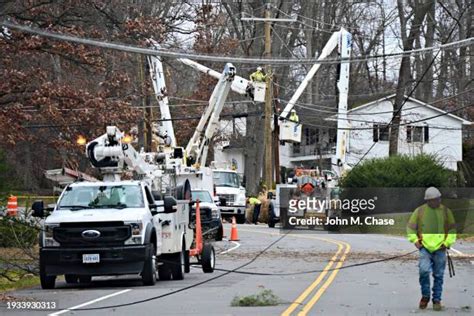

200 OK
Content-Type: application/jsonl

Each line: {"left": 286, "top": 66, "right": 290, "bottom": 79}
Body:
{"left": 82, "top": 254, "right": 100, "bottom": 263}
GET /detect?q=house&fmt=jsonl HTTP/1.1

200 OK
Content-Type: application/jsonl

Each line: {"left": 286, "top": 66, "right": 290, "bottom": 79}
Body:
{"left": 333, "top": 94, "right": 472, "bottom": 171}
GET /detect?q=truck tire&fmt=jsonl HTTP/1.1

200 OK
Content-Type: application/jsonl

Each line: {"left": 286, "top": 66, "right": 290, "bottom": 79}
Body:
{"left": 184, "top": 250, "right": 190, "bottom": 273}
{"left": 142, "top": 244, "right": 157, "bottom": 286}
{"left": 170, "top": 245, "right": 185, "bottom": 280}
{"left": 40, "top": 262, "right": 55, "bottom": 289}
{"left": 65, "top": 274, "right": 78, "bottom": 284}
{"left": 215, "top": 223, "right": 223, "bottom": 241}
{"left": 236, "top": 214, "right": 246, "bottom": 224}
{"left": 201, "top": 243, "right": 215, "bottom": 273}
{"left": 158, "top": 255, "right": 172, "bottom": 281}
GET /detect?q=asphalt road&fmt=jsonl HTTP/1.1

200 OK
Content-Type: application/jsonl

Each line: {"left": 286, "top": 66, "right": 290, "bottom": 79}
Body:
{"left": 1, "top": 224, "right": 473, "bottom": 315}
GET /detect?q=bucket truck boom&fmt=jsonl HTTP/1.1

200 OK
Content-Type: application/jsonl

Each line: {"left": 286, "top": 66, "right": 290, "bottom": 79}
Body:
{"left": 185, "top": 63, "right": 236, "bottom": 166}
{"left": 279, "top": 28, "right": 352, "bottom": 175}
{"left": 148, "top": 40, "right": 176, "bottom": 147}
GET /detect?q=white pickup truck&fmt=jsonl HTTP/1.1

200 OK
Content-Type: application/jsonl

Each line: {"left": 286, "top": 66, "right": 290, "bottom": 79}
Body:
{"left": 32, "top": 180, "right": 195, "bottom": 289}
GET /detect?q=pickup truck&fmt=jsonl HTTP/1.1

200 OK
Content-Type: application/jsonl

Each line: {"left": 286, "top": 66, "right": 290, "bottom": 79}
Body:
{"left": 32, "top": 180, "right": 193, "bottom": 289}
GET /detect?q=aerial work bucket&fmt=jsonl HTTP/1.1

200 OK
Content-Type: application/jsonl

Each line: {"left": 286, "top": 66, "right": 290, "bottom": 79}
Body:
{"left": 280, "top": 122, "right": 302, "bottom": 143}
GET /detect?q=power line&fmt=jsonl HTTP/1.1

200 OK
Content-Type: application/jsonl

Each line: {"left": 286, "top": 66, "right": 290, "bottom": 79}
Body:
{"left": 41, "top": 230, "right": 291, "bottom": 312}
{"left": 1, "top": 20, "right": 471, "bottom": 65}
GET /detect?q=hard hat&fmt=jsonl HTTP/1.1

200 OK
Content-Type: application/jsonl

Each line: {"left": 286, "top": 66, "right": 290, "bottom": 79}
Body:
{"left": 424, "top": 187, "right": 441, "bottom": 200}
{"left": 291, "top": 109, "right": 296, "bottom": 113}
{"left": 257, "top": 66, "right": 262, "bottom": 71}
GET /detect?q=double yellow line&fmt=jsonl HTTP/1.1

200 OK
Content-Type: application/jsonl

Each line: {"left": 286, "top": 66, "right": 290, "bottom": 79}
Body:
{"left": 282, "top": 236, "right": 350, "bottom": 316}
{"left": 239, "top": 228, "right": 351, "bottom": 316}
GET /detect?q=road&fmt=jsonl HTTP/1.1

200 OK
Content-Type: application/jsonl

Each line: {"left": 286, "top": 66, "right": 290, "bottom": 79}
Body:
{"left": 1, "top": 224, "right": 473, "bottom": 315}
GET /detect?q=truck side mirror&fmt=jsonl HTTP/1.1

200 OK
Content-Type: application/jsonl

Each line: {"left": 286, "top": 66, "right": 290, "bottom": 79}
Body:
{"left": 31, "top": 201, "right": 45, "bottom": 218}
{"left": 164, "top": 196, "right": 177, "bottom": 213}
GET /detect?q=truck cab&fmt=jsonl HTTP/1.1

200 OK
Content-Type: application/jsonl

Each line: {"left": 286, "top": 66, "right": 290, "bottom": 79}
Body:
{"left": 32, "top": 180, "right": 192, "bottom": 289}
{"left": 212, "top": 169, "right": 246, "bottom": 224}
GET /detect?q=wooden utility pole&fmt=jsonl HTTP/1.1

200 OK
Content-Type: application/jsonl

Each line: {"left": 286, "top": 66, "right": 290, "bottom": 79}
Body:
{"left": 263, "top": 2, "right": 272, "bottom": 189}
{"left": 273, "top": 79, "right": 281, "bottom": 184}
{"left": 241, "top": 4, "right": 295, "bottom": 190}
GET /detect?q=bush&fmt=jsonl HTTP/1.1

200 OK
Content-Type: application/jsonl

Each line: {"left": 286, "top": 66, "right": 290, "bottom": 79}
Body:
{"left": 0, "top": 217, "right": 39, "bottom": 248}
{"left": 340, "top": 154, "right": 454, "bottom": 188}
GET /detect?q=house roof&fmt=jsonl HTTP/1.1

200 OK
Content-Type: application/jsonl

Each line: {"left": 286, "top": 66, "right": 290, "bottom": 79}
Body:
{"left": 347, "top": 94, "right": 472, "bottom": 125}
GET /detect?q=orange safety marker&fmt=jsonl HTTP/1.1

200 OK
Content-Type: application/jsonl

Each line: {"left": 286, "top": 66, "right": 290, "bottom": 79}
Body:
{"left": 7, "top": 195, "right": 18, "bottom": 217}
{"left": 190, "top": 200, "right": 203, "bottom": 257}
{"left": 229, "top": 216, "right": 239, "bottom": 241}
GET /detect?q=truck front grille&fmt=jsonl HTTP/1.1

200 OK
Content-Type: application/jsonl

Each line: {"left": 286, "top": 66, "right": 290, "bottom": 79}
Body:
{"left": 54, "top": 222, "right": 131, "bottom": 247}
{"left": 218, "top": 194, "right": 235, "bottom": 204}
{"left": 192, "top": 207, "right": 212, "bottom": 222}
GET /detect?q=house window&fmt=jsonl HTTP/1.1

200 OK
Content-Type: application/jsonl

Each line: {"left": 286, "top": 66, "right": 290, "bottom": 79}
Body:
{"left": 407, "top": 126, "right": 429, "bottom": 143}
{"left": 304, "top": 128, "right": 318, "bottom": 146}
{"left": 293, "top": 143, "right": 300, "bottom": 154}
{"left": 373, "top": 124, "right": 390, "bottom": 142}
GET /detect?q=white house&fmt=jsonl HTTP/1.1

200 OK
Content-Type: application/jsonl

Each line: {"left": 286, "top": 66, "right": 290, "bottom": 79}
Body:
{"left": 338, "top": 94, "right": 471, "bottom": 171}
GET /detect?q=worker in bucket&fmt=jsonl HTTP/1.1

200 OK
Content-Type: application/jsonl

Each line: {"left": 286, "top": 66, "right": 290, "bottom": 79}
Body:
{"left": 246, "top": 67, "right": 266, "bottom": 99}
{"left": 249, "top": 66, "right": 266, "bottom": 82}
{"left": 406, "top": 187, "right": 457, "bottom": 311}
{"left": 289, "top": 109, "right": 299, "bottom": 123}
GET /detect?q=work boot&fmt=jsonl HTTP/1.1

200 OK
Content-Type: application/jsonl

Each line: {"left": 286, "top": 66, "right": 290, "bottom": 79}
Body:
{"left": 433, "top": 301, "right": 443, "bottom": 311}
{"left": 419, "top": 297, "right": 429, "bottom": 309}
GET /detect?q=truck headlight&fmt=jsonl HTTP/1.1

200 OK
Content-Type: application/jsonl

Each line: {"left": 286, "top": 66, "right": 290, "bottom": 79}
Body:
{"left": 43, "top": 224, "right": 60, "bottom": 247}
{"left": 125, "top": 222, "right": 143, "bottom": 245}
{"left": 211, "top": 208, "right": 220, "bottom": 219}
{"left": 237, "top": 195, "right": 246, "bottom": 205}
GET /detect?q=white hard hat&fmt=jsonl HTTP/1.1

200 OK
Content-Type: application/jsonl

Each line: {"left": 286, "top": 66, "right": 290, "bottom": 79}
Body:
{"left": 291, "top": 109, "right": 296, "bottom": 112}
{"left": 424, "top": 187, "right": 441, "bottom": 200}
{"left": 257, "top": 66, "right": 262, "bottom": 71}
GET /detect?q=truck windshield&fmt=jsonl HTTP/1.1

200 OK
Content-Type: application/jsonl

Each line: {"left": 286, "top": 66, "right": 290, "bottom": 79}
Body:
{"left": 58, "top": 185, "right": 144, "bottom": 209}
{"left": 191, "top": 191, "right": 213, "bottom": 203}
{"left": 213, "top": 172, "right": 240, "bottom": 188}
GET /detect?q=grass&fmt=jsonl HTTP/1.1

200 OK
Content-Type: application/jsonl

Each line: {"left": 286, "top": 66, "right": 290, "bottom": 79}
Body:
{"left": 0, "top": 270, "right": 40, "bottom": 293}
{"left": 231, "top": 289, "right": 281, "bottom": 307}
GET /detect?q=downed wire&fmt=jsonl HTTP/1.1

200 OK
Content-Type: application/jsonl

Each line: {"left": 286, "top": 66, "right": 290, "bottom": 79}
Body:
{"left": 37, "top": 230, "right": 291, "bottom": 312}
{"left": 207, "top": 250, "right": 418, "bottom": 276}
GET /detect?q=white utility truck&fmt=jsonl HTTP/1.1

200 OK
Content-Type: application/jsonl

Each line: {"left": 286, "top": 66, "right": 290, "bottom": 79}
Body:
{"left": 32, "top": 126, "right": 214, "bottom": 289}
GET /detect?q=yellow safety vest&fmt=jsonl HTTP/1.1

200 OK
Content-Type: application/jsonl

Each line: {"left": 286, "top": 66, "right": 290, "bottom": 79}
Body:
{"left": 250, "top": 71, "right": 266, "bottom": 82}
{"left": 406, "top": 204, "right": 456, "bottom": 253}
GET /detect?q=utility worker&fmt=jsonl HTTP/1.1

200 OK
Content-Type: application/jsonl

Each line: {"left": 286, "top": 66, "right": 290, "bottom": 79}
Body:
{"left": 248, "top": 196, "right": 262, "bottom": 225}
{"left": 289, "top": 109, "right": 299, "bottom": 123}
{"left": 249, "top": 66, "right": 266, "bottom": 82}
{"left": 407, "top": 187, "right": 456, "bottom": 311}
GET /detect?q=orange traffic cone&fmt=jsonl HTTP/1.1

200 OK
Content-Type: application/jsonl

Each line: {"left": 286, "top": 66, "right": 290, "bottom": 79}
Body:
{"left": 7, "top": 195, "right": 18, "bottom": 217}
{"left": 229, "top": 216, "right": 239, "bottom": 241}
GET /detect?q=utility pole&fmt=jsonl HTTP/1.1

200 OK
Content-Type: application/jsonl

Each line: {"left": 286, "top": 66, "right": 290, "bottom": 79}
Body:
{"left": 241, "top": 4, "right": 296, "bottom": 189}
{"left": 273, "top": 79, "right": 281, "bottom": 185}
{"left": 263, "top": 2, "right": 272, "bottom": 189}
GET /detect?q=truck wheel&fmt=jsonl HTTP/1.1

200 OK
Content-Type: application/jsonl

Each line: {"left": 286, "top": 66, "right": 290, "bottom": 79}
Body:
{"left": 236, "top": 215, "right": 246, "bottom": 224}
{"left": 65, "top": 274, "right": 78, "bottom": 284}
{"left": 201, "top": 243, "right": 215, "bottom": 273}
{"left": 142, "top": 244, "right": 157, "bottom": 286}
{"left": 216, "top": 223, "right": 223, "bottom": 241}
{"left": 158, "top": 255, "right": 172, "bottom": 281}
{"left": 171, "top": 246, "right": 185, "bottom": 280}
{"left": 40, "top": 262, "right": 55, "bottom": 289}
{"left": 184, "top": 250, "right": 190, "bottom": 273}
